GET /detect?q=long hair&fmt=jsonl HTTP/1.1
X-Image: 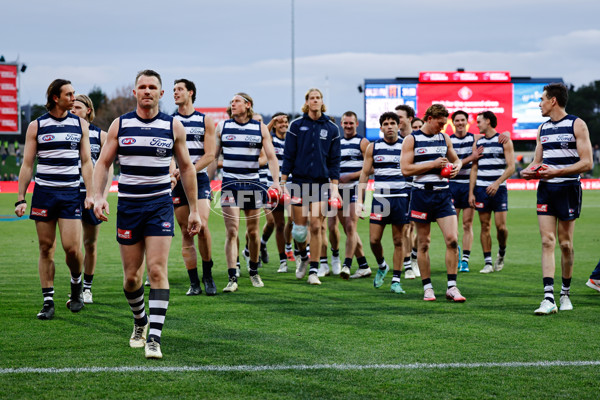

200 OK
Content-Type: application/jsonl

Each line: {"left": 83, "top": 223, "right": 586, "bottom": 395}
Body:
{"left": 45, "top": 79, "right": 71, "bottom": 111}
{"left": 75, "top": 94, "right": 95, "bottom": 122}
{"left": 301, "top": 88, "right": 327, "bottom": 114}
{"left": 234, "top": 92, "right": 255, "bottom": 120}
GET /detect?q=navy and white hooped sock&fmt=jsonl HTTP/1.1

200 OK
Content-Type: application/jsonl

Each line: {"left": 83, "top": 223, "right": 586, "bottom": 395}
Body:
{"left": 462, "top": 250, "right": 471, "bottom": 263}
{"left": 42, "top": 286, "right": 55, "bottom": 306}
{"left": 447, "top": 273, "right": 457, "bottom": 288}
{"left": 543, "top": 277, "right": 555, "bottom": 304}
{"left": 83, "top": 274, "right": 94, "bottom": 291}
{"left": 483, "top": 252, "right": 492, "bottom": 267}
{"left": 357, "top": 256, "right": 369, "bottom": 269}
{"left": 148, "top": 288, "right": 169, "bottom": 344}
{"left": 403, "top": 257, "right": 412, "bottom": 271}
{"left": 561, "top": 277, "right": 571, "bottom": 296}
{"left": 124, "top": 285, "right": 148, "bottom": 327}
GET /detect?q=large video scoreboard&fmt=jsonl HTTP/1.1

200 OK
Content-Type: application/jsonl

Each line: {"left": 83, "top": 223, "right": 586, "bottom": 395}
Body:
{"left": 364, "top": 71, "right": 562, "bottom": 142}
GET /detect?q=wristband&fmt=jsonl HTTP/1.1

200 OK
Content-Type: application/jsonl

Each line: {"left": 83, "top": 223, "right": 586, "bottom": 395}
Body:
{"left": 15, "top": 200, "right": 26, "bottom": 207}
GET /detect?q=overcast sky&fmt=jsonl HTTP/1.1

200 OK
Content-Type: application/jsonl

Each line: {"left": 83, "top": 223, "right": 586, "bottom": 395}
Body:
{"left": 3, "top": 0, "right": 600, "bottom": 119}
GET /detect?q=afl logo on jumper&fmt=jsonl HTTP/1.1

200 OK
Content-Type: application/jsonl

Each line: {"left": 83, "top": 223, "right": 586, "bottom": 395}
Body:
{"left": 225, "top": 135, "right": 235, "bottom": 141}
{"left": 121, "top": 138, "right": 136, "bottom": 145}
{"left": 374, "top": 156, "right": 385, "bottom": 162}
{"left": 41, "top": 135, "right": 55, "bottom": 142}
{"left": 417, "top": 149, "right": 427, "bottom": 154}
{"left": 541, "top": 136, "right": 549, "bottom": 143}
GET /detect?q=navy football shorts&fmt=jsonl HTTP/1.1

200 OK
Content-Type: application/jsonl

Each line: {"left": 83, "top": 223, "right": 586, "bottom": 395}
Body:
{"left": 116, "top": 194, "right": 174, "bottom": 245}
{"left": 370, "top": 195, "right": 409, "bottom": 226}
{"left": 474, "top": 185, "right": 508, "bottom": 213}
{"left": 80, "top": 191, "right": 101, "bottom": 226}
{"left": 537, "top": 180, "right": 582, "bottom": 221}
{"left": 30, "top": 184, "right": 81, "bottom": 222}
{"left": 409, "top": 188, "right": 456, "bottom": 223}
{"left": 172, "top": 173, "right": 212, "bottom": 207}
{"left": 220, "top": 178, "right": 265, "bottom": 210}
{"left": 449, "top": 182, "right": 470, "bottom": 210}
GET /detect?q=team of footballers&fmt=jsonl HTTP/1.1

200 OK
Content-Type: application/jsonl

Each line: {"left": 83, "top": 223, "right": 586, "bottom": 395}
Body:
{"left": 15, "top": 73, "right": 595, "bottom": 359}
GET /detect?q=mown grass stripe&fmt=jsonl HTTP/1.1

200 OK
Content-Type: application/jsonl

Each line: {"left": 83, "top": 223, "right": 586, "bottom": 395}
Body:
{"left": 2, "top": 360, "right": 599, "bottom": 375}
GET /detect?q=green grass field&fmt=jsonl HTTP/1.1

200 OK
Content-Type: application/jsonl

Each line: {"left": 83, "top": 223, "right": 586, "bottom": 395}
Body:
{"left": 0, "top": 190, "right": 599, "bottom": 399}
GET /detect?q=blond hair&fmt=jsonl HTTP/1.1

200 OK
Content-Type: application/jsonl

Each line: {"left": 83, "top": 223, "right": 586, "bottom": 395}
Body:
{"left": 234, "top": 92, "right": 254, "bottom": 120}
{"left": 75, "top": 94, "right": 95, "bottom": 122}
{"left": 301, "top": 88, "right": 327, "bottom": 113}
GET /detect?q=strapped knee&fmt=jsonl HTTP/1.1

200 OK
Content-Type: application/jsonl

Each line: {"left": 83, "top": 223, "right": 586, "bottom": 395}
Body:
{"left": 291, "top": 223, "right": 308, "bottom": 242}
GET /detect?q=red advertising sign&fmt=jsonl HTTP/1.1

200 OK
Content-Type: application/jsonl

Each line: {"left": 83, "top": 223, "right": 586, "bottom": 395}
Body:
{"left": 417, "top": 83, "right": 514, "bottom": 135}
{"left": 0, "top": 64, "right": 19, "bottom": 134}
{"left": 195, "top": 107, "right": 229, "bottom": 126}
{"left": 419, "top": 71, "right": 511, "bottom": 83}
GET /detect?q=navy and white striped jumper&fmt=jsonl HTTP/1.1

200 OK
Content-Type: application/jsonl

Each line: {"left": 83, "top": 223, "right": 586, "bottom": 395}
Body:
{"left": 475, "top": 133, "right": 506, "bottom": 188}
{"left": 173, "top": 111, "right": 208, "bottom": 176}
{"left": 117, "top": 110, "right": 175, "bottom": 345}
{"left": 79, "top": 123, "right": 102, "bottom": 192}
{"left": 35, "top": 112, "right": 82, "bottom": 188}
{"left": 398, "top": 134, "right": 414, "bottom": 188}
{"left": 339, "top": 135, "right": 364, "bottom": 190}
{"left": 372, "top": 138, "right": 407, "bottom": 198}
{"left": 221, "top": 119, "right": 262, "bottom": 182}
{"left": 411, "top": 130, "right": 448, "bottom": 190}
{"left": 450, "top": 132, "right": 475, "bottom": 186}
{"left": 117, "top": 111, "right": 174, "bottom": 199}
{"left": 266, "top": 133, "right": 285, "bottom": 186}
{"left": 539, "top": 115, "right": 581, "bottom": 184}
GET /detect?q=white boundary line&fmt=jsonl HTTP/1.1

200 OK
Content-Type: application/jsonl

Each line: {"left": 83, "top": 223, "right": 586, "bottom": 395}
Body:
{"left": 2, "top": 360, "right": 599, "bottom": 375}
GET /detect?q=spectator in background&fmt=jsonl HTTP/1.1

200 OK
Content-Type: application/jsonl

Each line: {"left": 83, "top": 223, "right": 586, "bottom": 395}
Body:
{"left": 15, "top": 140, "right": 21, "bottom": 165}
{"left": 1, "top": 140, "right": 7, "bottom": 166}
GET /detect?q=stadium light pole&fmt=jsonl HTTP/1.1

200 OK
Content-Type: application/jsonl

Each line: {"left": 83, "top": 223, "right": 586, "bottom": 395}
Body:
{"left": 291, "top": 0, "right": 295, "bottom": 114}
